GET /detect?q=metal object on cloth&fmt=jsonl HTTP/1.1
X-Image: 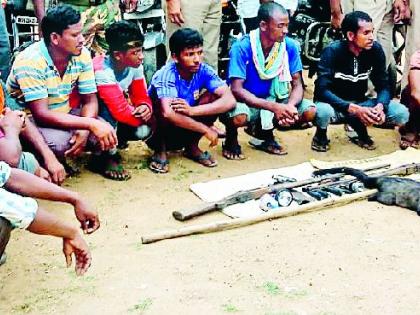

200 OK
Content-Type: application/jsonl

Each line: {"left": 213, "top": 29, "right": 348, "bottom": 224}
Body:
{"left": 275, "top": 189, "right": 294, "bottom": 207}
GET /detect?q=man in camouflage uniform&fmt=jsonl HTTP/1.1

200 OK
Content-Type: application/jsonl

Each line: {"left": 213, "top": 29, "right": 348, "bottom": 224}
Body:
{"left": 33, "top": 0, "right": 135, "bottom": 55}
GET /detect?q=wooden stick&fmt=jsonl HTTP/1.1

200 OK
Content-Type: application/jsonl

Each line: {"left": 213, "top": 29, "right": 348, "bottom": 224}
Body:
{"left": 142, "top": 189, "right": 377, "bottom": 244}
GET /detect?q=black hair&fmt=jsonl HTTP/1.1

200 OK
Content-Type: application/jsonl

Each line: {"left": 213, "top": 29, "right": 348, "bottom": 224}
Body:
{"left": 41, "top": 4, "right": 81, "bottom": 46}
{"left": 257, "top": 1, "right": 288, "bottom": 24}
{"left": 105, "top": 20, "right": 144, "bottom": 52}
{"left": 341, "top": 11, "right": 372, "bottom": 37}
{"left": 169, "top": 28, "right": 203, "bottom": 56}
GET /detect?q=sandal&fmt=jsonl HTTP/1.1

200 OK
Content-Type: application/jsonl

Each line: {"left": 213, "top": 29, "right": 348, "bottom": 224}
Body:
{"left": 88, "top": 153, "right": 131, "bottom": 181}
{"left": 248, "top": 139, "right": 288, "bottom": 155}
{"left": 149, "top": 155, "right": 169, "bottom": 174}
{"left": 62, "top": 159, "right": 81, "bottom": 176}
{"left": 311, "top": 136, "right": 330, "bottom": 152}
{"left": 400, "top": 138, "right": 414, "bottom": 150}
{"left": 349, "top": 136, "right": 377, "bottom": 150}
{"left": 184, "top": 151, "right": 218, "bottom": 167}
{"left": 399, "top": 132, "right": 418, "bottom": 150}
{"left": 400, "top": 138, "right": 420, "bottom": 150}
{"left": 344, "top": 124, "right": 358, "bottom": 139}
{"left": 222, "top": 141, "right": 245, "bottom": 160}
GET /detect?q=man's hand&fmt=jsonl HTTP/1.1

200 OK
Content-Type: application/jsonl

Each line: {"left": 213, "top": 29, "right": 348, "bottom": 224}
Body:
{"left": 170, "top": 98, "right": 194, "bottom": 116}
{"left": 204, "top": 127, "right": 218, "bottom": 147}
{"left": 65, "top": 130, "right": 90, "bottom": 158}
{"left": 285, "top": 104, "right": 299, "bottom": 121}
{"left": 63, "top": 234, "right": 92, "bottom": 276}
{"left": 167, "top": 0, "right": 184, "bottom": 26}
{"left": 0, "top": 109, "right": 26, "bottom": 134}
{"left": 277, "top": 104, "right": 299, "bottom": 127}
{"left": 44, "top": 155, "right": 66, "bottom": 185}
{"left": 90, "top": 120, "right": 118, "bottom": 151}
{"left": 348, "top": 103, "right": 378, "bottom": 126}
{"left": 73, "top": 197, "right": 100, "bottom": 234}
{"left": 132, "top": 104, "right": 152, "bottom": 122}
{"left": 271, "top": 102, "right": 289, "bottom": 121}
{"left": 121, "top": 0, "right": 138, "bottom": 12}
{"left": 271, "top": 102, "right": 298, "bottom": 125}
{"left": 393, "top": 0, "right": 411, "bottom": 23}
{"left": 372, "top": 103, "right": 386, "bottom": 125}
{"left": 331, "top": 11, "right": 343, "bottom": 29}
{"left": 36, "top": 166, "right": 52, "bottom": 182}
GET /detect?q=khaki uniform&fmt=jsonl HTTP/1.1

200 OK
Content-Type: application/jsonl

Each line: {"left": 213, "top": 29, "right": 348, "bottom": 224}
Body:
{"left": 165, "top": 0, "right": 222, "bottom": 71}
{"left": 403, "top": 0, "right": 420, "bottom": 86}
{"left": 341, "top": 0, "right": 394, "bottom": 68}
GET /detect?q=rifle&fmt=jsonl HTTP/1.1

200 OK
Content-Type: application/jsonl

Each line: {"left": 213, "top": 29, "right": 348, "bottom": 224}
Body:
{"left": 172, "top": 163, "right": 393, "bottom": 221}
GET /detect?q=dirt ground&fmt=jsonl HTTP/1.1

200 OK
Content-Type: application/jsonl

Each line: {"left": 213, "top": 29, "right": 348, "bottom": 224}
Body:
{"left": 1, "top": 78, "right": 420, "bottom": 314}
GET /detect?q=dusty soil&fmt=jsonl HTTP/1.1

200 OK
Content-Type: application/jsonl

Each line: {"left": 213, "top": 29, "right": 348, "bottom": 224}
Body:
{"left": 1, "top": 79, "right": 420, "bottom": 314}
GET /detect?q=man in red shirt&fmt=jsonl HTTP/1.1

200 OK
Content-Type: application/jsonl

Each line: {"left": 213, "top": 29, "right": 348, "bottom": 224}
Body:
{"left": 94, "top": 20, "right": 154, "bottom": 180}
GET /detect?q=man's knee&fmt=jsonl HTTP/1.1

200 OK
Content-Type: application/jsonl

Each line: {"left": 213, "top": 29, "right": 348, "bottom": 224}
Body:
{"left": 300, "top": 106, "right": 316, "bottom": 123}
{"left": 314, "top": 102, "right": 335, "bottom": 128}
{"left": 0, "top": 217, "right": 12, "bottom": 257}
{"left": 395, "top": 108, "right": 410, "bottom": 126}
{"left": 232, "top": 114, "right": 248, "bottom": 127}
{"left": 38, "top": 128, "right": 73, "bottom": 159}
{"left": 387, "top": 101, "right": 410, "bottom": 126}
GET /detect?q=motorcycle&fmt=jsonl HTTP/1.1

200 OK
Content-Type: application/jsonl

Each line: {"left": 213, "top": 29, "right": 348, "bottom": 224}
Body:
{"left": 218, "top": 0, "right": 243, "bottom": 79}
{"left": 5, "top": 0, "right": 39, "bottom": 55}
{"left": 289, "top": 0, "right": 340, "bottom": 77}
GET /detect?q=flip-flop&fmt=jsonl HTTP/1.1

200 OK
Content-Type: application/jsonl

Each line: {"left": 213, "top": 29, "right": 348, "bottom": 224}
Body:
{"left": 248, "top": 139, "right": 288, "bottom": 155}
{"left": 349, "top": 136, "right": 377, "bottom": 150}
{"left": 222, "top": 142, "right": 245, "bottom": 160}
{"left": 184, "top": 151, "right": 218, "bottom": 167}
{"left": 344, "top": 124, "right": 358, "bottom": 139}
{"left": 311, "top": 136, "right": 330, "bottom": 152}
{"left": 400, "top": 138, "right": 414, "bottom": 150}
{"left": 399, "top": 132, "right": 418, "bottom": 150}
{"left": 400, "top": 138, "right": 420, "bottom": 150}
{"left": 88, "top": 153, "right": 131, "bottom": 181}
{"left": 103, "top": 160, "right": 131, "bottom": 181}
{"left": 149, "top": 155, "right": 169, "bottom": 174}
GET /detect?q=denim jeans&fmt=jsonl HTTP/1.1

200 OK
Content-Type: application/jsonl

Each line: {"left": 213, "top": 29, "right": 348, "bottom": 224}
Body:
{"left": 314, "top": 98, "right": 410, "bottom": 129}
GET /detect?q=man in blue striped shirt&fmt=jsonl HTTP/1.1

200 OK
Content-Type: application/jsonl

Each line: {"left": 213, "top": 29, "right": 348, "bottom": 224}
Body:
{"left": 6, "top": 5, "right": 118, "bottom": 180}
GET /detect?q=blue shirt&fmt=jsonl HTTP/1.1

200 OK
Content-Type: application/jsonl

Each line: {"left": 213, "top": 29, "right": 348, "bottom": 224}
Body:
{"left": 148, "top": 61, "right": 225, "bottom": 106}
{"left": 228, "top": 35, "right": 302, "bottom": 98}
